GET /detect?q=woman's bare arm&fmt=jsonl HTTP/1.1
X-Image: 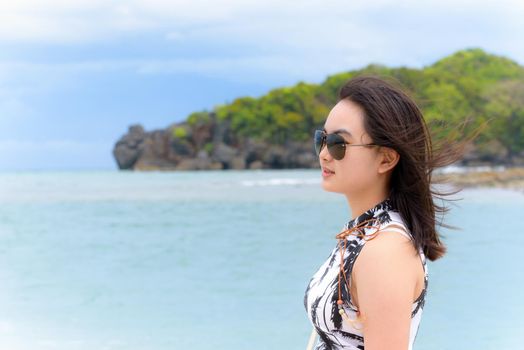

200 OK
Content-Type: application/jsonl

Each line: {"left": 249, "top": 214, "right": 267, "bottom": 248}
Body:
{"left": 352, "top": 231, "right": 420, "bottom": 350}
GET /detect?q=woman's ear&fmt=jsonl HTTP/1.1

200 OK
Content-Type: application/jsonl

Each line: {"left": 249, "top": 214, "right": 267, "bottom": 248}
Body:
{"left": 377, "top": 147, "right": 399, "bottom": 174}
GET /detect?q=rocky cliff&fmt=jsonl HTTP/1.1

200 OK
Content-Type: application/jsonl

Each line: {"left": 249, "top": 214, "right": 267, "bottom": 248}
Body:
{"left": 113, "top": 113, "right": 319, "bottom": 171}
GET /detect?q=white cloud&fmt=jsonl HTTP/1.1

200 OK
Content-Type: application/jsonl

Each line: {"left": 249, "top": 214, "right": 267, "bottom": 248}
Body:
{"left": 0, "top": 0, "right": 522, "bottom": 45}
{"left": 0, "top": 0, "right": 522, "bottom": 101}
{"left": 1, "top": 0, "right": 522, "bottom": 83}
{"left": 0, "top": 57, "right": 297, "bottom": 84}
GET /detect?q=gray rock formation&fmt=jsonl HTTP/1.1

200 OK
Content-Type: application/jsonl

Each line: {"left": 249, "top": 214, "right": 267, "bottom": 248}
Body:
{"left": 113, "top": 124, "right": 147, "bottom": 169}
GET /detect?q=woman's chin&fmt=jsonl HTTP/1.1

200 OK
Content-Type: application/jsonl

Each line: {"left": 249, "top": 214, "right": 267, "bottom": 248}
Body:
{"left": 321, "top": 180, "right": 337, "bottom": 192}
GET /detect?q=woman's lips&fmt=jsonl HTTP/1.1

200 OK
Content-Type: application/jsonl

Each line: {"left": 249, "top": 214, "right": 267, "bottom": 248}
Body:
{"left": 322, "top": 168, "right": 335, "bottom": 177}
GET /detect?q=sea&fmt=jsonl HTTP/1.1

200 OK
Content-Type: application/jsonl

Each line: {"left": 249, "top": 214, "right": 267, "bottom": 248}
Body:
{"left": 0, "top": 169, "right": 522, "bottom": 350}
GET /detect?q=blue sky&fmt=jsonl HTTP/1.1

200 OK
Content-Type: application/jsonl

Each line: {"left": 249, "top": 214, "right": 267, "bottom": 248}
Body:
{"left": 1, "top": 0, "right": 523, "bottom": 171}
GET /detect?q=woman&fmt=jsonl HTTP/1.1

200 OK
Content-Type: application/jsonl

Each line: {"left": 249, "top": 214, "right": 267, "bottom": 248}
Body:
{"left": 304, "top": 75, "right": 464, "bottom": 350}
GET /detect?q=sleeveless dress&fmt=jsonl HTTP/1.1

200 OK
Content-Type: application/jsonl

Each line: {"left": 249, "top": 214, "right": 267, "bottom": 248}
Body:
{"left": 303, "top": 198, "right": 428, "bottom": 350}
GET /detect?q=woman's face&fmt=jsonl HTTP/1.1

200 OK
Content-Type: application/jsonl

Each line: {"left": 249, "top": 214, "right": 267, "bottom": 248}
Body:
{"left": 319, "top": 99, "right": 382, "bottom": 196}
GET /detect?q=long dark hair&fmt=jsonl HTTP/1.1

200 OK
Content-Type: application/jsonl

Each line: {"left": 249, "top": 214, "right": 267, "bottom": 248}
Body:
{"left": 339, "top": 75, "right": 469, "bottom": 261}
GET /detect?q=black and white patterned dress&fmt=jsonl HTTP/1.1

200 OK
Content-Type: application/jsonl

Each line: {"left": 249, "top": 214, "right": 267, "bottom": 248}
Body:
{"left": 303, "top": 198, "right": 428, "bottom": 350}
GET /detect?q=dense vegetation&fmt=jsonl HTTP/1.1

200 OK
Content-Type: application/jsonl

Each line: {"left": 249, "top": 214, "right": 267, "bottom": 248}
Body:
{"left": 184, "top": 48, "right": 524, "bottom": 159}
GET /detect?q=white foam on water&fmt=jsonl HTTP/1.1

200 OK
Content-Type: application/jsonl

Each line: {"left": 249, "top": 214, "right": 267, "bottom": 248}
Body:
{"left": 436, "top": 164, "right": 507, "bottom": 174}
{"left": 240, "top": 177, "right": 320, "bottom": 187}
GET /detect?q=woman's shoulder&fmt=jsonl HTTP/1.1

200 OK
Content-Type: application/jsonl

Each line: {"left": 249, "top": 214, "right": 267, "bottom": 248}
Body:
{"left": 353, "top": 218, "right": 423, "bottom": 290}
{"left": 377, "top": 209, "right": 426, "bottom": 257}
{"left": 358, "top": 210, "right": 421, "bottom": 266}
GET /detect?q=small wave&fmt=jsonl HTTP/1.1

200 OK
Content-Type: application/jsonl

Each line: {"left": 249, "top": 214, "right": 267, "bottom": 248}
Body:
{"left": 436, "top": 165, "right": 507, "bottom": 174}
{"left": 241, "top": 178, "right": 320, "bottom": 187}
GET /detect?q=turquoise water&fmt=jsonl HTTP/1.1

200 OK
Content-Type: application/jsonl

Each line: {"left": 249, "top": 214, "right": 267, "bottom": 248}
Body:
{"left": 0, "top": 169, "right": 522, "bottom": 350}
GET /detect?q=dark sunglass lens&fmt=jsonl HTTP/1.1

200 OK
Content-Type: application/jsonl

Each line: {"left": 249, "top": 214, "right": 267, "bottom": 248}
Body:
{"left": 314, "top": 130, "right": 324, "bottom": 155}
{"left": 326, "top": 134, "right": 346, "bottom": 160}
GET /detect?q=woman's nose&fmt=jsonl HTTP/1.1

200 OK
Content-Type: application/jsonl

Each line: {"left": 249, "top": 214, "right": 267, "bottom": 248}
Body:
{"left": 319, "top": 143, "right": 331, "bottom": 161}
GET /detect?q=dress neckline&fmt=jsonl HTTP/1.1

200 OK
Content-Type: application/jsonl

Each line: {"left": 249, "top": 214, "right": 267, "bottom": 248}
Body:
{"left": 345, "top": 197, "right": 394, "bottom": 230}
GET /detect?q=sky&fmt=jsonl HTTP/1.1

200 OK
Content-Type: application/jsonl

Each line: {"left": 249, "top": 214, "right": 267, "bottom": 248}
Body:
{"left": 1, "top": 0, "right": 523, "bottom": 171}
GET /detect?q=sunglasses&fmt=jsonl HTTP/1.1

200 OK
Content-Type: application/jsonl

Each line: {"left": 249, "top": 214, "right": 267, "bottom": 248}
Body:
{"left": 314, "top": 129, "right": 378, "bottom": 160}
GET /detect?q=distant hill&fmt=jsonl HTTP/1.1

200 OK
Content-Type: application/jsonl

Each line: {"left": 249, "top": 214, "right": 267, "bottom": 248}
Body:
{"left": 113, "top": 48, "right": 524, "bottom": 170}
